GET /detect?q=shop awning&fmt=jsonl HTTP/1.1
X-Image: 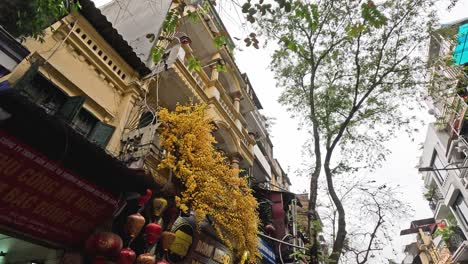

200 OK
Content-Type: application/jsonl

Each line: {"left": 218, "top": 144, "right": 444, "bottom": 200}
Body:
{"left": 0, "top": 89, "right": 155, "bottom": 195}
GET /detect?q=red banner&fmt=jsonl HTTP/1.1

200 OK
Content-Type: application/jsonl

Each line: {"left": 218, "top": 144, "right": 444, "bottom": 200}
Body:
{"left": 0, "top": 130, "right": 119, "bottom": 246}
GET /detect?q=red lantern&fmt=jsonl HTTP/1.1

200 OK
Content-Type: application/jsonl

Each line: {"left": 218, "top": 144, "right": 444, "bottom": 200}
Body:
{"left": 125, "top": 213, "right": 146, "bottom": 239}
{"left": 117, "top": 248, "right": 136, "bottom": 264}
{"left": 145, "top": 223, "right": 163, "bottom": 244}
{"left": 138, "top": 189, "right": 152, "bottom": 207}
{"left": 85, "top": 232, "right": 123, "bottom": 258}
{"left": 135, "top": 253, "right": 156, "bottom": 264}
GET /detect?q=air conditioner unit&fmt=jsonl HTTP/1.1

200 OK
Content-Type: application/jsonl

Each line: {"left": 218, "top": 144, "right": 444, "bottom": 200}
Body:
{"left": 120, "top": 123, "right": 163, "bottom": 166}
{"left": 153, "top": 45, "right": 186, "bottom": 74}
{"left": 166, "top": 44, "right": 186, "bottom": 67}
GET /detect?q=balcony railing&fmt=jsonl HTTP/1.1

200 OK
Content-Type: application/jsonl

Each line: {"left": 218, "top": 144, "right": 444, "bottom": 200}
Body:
{"left": 171, "top": 45, "right": 253, "bottom": 157}
{"left": 429, "top": 187, "right": 444, "bottom": 212}
{"left": 447, "top": 226, "right": 467, "bottom": 253}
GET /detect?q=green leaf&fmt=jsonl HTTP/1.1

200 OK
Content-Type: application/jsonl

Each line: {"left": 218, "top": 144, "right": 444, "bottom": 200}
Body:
{"left": 151, "top": 46, "right": 165, "bottom": 64}
{"left": 242, "top": 2, "right": 251, "bottom": 13}
{"left": 188, "top": 56, "right": 202, "bottom": 72}
{"left": 361, "top": 1, "right": 387, "bottom": 28}
{"left": 214, "top": 35, "right": 226, "bottom": 49}
{"left": 187, "top": 10, "right": 199, "bottom": 23}
{"left": 346, "top": 23, "right": 366, "bottom": 38}
{"left": 216, "top": 64, "right": 227, "bottom": 72}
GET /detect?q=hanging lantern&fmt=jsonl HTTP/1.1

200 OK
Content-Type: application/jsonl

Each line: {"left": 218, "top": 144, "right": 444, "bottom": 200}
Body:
{"left": 161, "top": 231, "right": 176, "bottom": 252}
{"left": 135, "top": 253, "right": 156, "bottom": 264}
{"left": 145, "top": 223, "right": 163, "bottom": 245}
{"left": 85, "top": 232, "right": 123, "bottom": 258}
{"left": 125, "top": 213, "right": 146, "bottom": 239}
{"left": 117, "top": 248, "right": 136, "bottom": 264}
{"left": 152, "top": 198, "right": 168, "bottom": 217}
{"left": 138, "top": 189, "right": 152, "bottom": 207}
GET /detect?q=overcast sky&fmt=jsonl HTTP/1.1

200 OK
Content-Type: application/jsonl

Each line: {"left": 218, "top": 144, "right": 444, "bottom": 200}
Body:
{"left": 93, "top": 0, "right": 468, "bottom": 261}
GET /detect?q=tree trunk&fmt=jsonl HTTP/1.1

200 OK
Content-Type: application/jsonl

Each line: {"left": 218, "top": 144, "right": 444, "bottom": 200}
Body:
{"left": 308, "top": 71, "right": 322, "bottom": 264}
{"left": 324, "top": 160, "right": 346, "bottom": 263}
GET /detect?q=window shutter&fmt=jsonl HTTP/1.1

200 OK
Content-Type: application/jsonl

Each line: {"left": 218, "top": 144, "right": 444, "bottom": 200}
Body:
{"left": 57, "top": 96, "right": 85, "bottom": 122}
{"left": 14, "top": 62, "right": 40, "bottom": 94}
{"left": 89, "top": 122, "right": 115, "bottom": 147}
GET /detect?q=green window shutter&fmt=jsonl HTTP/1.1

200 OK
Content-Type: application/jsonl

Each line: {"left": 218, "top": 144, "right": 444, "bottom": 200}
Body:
{"left": 57, "top": 96, "right": 85, "bottom": 122}
{"left": 88, "top": 122, "right": 115, "bottom": 147}
{"left": 14, "top": 62, "right": 40, "bottom": 94}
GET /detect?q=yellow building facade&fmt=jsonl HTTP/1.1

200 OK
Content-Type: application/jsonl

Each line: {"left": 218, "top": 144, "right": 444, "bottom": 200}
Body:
{"left": 106, "top": 0, "right": 258, "bottom": 174}
{"left": 4, "top": 8, "right": 149, "bottom": 157}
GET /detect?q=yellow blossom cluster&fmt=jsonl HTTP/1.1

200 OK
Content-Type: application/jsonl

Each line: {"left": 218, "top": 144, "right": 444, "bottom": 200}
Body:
{"left": 157, "top": 103, "right": 260, "bottom": 262}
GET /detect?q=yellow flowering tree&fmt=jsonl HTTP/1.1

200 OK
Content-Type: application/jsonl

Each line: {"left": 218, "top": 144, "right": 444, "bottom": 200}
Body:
{"left": 158, "top": 103, "right": 259, "bottom": 262}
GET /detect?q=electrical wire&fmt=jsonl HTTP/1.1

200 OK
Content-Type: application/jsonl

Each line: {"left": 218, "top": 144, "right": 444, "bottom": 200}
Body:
{"left": 44, "top": 21, "right": 77, "bottom": 64}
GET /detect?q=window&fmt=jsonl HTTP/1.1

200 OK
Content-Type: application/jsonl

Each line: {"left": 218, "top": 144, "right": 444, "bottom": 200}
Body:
{"left": 0, "top": 65, "right": 10, "bottom": 78}
{"left": 19, "top": 73, "right": 67, "bottom": 115}
{"left": 57, "top": 97, "right": 115, "bottom": 147}
{"left": 431, "top": 152, "right": 448, "bottom": 184}
{"left": 72, "top": 109, "right": 98, "bottom": 136}
{"left": 453, "top": 193, "right": 468, "bottom": 228}
{"left": 14, "top": 65, "right": 115, "bottom": 147}
{"left": 138, "top": 111, "right": 156, "bottom": 128}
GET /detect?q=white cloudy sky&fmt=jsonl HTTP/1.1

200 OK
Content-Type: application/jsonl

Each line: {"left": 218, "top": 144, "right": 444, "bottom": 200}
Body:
{"left": 93, "top": 0, "right": 468, "bottom": 261}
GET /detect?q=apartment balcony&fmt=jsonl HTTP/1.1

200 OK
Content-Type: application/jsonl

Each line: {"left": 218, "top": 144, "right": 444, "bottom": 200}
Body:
{"left": 447, "top": 226, "right": 468, "bottom": 261}
{"left": 428, "top": 187, "right": 445, "bottom": 211}
{"left": 152, "top": 44, "right": 254, "bottom": 166}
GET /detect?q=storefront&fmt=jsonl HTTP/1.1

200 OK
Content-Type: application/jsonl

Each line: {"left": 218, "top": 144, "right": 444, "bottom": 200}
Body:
{"left": 258, "top": 238, "right": 276, "bottom": 264}
{"left": 165, "top": 216, "right": 234, "bottom": 264}
{"left": 0, "top": 90, "right": 154, "bottom": 263}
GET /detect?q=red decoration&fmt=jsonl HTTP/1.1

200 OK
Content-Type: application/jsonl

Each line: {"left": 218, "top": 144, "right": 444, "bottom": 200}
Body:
{"left": 85, "top": 232, "right": 123, "bottom": 258}
{"left": 145, "top": 223, "right": 163, "bottom": 244}
{"left": 125, "top": 213, "right": 146, "bottom": 239}
{"left": 135, "top": 253, "right": 156, "bottom": 264}
{"left": 438, "top": 222, "right": 446, "bottom": 229}
{"left": 138, "top": 189, "right": 152, "bottom": 207}
{"left": 117, "top": 248, "right": 136, "bottom": 264}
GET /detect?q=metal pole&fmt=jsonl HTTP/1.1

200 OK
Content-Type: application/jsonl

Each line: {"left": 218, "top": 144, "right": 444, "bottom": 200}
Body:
{"left": 258, "top": 233, "right": 308, "bottom": 250}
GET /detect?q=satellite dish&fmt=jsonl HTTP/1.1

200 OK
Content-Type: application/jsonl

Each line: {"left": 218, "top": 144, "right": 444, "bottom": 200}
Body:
{"left": 428, "top": 108, "right": 435, "bottom": 116}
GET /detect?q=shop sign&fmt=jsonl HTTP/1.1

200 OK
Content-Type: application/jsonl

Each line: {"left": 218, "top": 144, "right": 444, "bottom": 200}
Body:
{"left": 168, "top": 216, "right": 194, "bottom": 262}
{"left": 259, "top": 239, "right": 276, "bottom": 264}
{"left": 0, "top": 131, "right": 119, "bottom": 246}
{"left": 188, "top": 233, "right": 232, "bottom": 264}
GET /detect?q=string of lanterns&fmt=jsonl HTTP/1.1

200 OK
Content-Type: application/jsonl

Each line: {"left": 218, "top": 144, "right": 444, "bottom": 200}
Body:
{"left": 84, "top": 189, "right": 177, "bottom": 264}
